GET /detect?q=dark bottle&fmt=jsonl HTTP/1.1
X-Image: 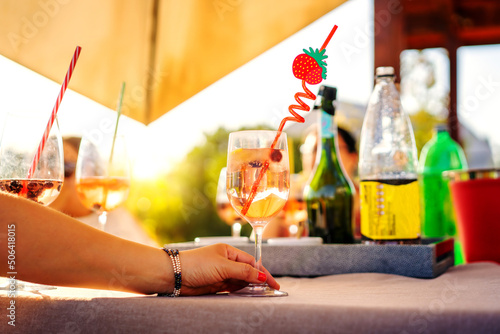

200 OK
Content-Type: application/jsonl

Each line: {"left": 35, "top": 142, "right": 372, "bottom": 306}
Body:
{"left": 304, "top": 85, "right": 355, "bottom": 244}
{"left": 358, "top": 66, "right": 421, "bottom": 245}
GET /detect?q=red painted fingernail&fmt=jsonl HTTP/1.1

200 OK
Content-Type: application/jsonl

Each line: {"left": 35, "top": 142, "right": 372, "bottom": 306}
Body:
{"left": 258, "top": 272, "right": 267, "bottom": 282}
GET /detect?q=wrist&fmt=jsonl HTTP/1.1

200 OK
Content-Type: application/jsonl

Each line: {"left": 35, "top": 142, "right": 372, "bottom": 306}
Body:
{"left": 154, "top": 248, "right": 175, "bottom": 294}
{"left": 133, "top": 247, "right": 174, "bottom": 295}
{"left": 158, "top": 248, "right": 182, "bottom": 297}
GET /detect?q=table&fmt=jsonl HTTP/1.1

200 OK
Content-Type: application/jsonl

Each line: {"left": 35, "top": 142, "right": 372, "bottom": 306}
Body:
{"left": 1, "top": 262, "right": 500, "bottom": 333}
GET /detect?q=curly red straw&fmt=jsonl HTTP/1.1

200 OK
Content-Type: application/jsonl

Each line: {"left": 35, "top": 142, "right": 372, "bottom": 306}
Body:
{"left": 279, "top": 80, "right": 316, "bottom": 130}
{"left": 241, "top": 25, "right": 338, "bottom": 216}
{"left": 242, "top": 81, "right": 316, "bottom": 215}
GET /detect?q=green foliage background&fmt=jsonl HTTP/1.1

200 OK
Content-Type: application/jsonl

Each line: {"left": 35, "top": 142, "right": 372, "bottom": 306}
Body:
{"left": 127, "top": 126, "right": 271, "bottom": 244}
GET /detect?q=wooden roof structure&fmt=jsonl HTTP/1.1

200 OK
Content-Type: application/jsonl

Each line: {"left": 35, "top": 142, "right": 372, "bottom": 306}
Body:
{"left": 374, "top": 0, "right": 500, "bottom": 141}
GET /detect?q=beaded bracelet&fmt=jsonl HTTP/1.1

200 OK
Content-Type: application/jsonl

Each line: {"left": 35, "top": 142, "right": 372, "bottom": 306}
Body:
{"left": 158, "top": 248, "right": 182, "bottom": 297}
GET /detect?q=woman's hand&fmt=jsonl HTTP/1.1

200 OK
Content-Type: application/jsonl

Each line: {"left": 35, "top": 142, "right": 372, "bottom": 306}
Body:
{"left": 0, "top": 193, "right": 281, "bottom": 296}
{"left": 177, "top": 243, "right": 280, "bottom": 295}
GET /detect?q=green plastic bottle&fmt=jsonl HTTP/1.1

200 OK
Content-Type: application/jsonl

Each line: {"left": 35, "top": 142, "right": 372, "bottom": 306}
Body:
{"left": 304, "top": 85, "right": 355, "bottom": 244}
{"left": 418, "top": 125, "right": 468, "bottom": 264}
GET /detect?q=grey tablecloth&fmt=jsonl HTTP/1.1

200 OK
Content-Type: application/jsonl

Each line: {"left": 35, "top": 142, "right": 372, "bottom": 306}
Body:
{"left": 1, "top": 262, "right": 499, "bottom": 333}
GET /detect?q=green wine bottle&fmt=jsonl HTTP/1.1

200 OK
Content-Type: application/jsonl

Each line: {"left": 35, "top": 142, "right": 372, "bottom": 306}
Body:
{"left": 304, "top": 85, "right": 355, "bottom": 244}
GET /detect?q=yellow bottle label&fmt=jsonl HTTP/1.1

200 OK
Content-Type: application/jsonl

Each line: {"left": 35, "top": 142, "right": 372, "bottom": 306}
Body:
{"left": 360, "top": 180, "right": 420, "bottom": 240}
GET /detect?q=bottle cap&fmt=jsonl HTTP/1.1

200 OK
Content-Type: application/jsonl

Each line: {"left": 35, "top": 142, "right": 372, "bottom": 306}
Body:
{"left": 318, "top": 85, "right": 337, "bottom": 101}
{"left": 375, "top": 66, "right": 395, "bottom": 78}
{"left": 317, "top": 85, "right": 337, "bottom": 115}
{"left": 435, "top": 124, "right": 448, "bottom": 133}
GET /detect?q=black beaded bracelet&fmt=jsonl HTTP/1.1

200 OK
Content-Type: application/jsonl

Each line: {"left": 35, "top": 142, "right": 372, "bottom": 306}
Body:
{"left": 158, "top": 248, "right": 182, "bottom": 297}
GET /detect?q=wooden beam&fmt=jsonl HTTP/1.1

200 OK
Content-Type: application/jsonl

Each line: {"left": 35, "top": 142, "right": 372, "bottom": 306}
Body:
{"left": 374, "top": 0, "right": 405, "bottom": 82}
{"left": 405, "top": 27, "right": 500, "bottom": 49}
{"left": 459, "top": 27, "right": 500, "bottom": 46}
{"left": 406, "top": 33, "right": 448, "bottom": 50}
{"left": 443, "top": 0, "right": 460, "bottom": 142}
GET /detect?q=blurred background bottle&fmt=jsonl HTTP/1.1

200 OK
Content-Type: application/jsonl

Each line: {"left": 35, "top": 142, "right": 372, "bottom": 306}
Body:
{"left": 304, "top": 85, "right": 355, "bottom": 244}
{"left": 283, "top": 173, "right": 308, "bottom": 238}
{"left": 358, "top": 66, "right": 420, "bottom": 245}
{"left": 418, "top": 124, "right": 468, "bottom": 263}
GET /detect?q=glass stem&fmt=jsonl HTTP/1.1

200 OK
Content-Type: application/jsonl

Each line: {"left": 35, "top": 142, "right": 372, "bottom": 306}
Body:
{"left": 98, "top": 211, "right": 108, "bottom": 231}
{"left": 254, "top": 225, "right": 264, "bottom": 272}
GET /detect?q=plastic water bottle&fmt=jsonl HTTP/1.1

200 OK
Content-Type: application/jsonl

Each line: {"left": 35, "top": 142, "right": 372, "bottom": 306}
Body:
{"left": 358, "top": 66, "right": 420, "bottom": 245}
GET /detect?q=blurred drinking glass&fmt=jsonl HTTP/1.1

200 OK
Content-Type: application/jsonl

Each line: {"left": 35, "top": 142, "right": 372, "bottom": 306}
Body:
{"left": 75, "top": 133, "right": 130, "bottom": 231}
{"left": 216, "top": 167, "right": 246, "bottom": 237}
{"left": 0, "top": 110, "right": 63, "bottom": 291}
{"left": 0, "top": 111, "right": 64, "bottom": 205}
{"left": 283, "top": 174, "right": 308, "bottom": 238}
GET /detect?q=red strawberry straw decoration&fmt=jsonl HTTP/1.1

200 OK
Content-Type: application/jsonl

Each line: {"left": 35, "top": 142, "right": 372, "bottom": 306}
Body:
{"left": 276, "top": 24, "right": 338, "bottom": 136}
{"left": 292, "top": 47, "right": 328, "bottom": 85}
{"left": 240, "top": 25, "right": 339, "bottom": 216}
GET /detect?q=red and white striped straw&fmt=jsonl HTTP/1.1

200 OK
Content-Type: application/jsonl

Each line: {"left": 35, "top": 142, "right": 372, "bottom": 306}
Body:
{"left": 28, "top": 46, "right": 82, "bottom": 178}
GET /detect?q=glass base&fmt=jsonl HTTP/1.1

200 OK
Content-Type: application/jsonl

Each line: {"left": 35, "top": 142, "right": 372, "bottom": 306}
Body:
{"left": 231, "top": 283, "right": 288, "bottom": 297}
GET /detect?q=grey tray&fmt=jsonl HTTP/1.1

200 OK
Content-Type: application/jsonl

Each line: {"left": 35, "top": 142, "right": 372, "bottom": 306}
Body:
{"left": 165, "top": 238, "right": 455, "bottom": 279}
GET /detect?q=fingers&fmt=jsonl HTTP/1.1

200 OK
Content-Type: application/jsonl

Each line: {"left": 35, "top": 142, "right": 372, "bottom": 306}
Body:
{"left": 259, "top": 265, "right": 280, "bottom": 290}
{"left": 222, "top": 261, "right": 265, "bottom": 285}
{"left": 221, "top": 244, "right": 281, "bottom": 290}
{"left": 180, "top": 244, "right": 283, "bottom": 296}
{"left": 224, "top": 244, "right": 255, "bottom": 266}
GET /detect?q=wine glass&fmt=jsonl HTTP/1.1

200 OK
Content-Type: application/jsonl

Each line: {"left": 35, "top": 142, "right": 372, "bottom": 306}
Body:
{"left": 0, "top": 111, "right": 64, "bottom": 204}
{"left": 216, "top": 167, "right": 247, "bottom": 238}
{"left": 0, "top": 110, "right": 63, "bottom": 291}
{"left": 226, "top": 130, "right": 290, "bottom": 297}
{"left": 75, "top": 132, "right": 130, "bottom": 231}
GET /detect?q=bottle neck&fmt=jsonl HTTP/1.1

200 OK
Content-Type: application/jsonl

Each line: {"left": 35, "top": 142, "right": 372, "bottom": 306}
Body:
{"left": 375, "top": 75, "right": 395, "bottom": 85}
{"left": 319, "top": 109, "right": 337, "bottom": 140}
{"left": 436, "top": 129, "right": 450, "bottom": 140}
{"left": 316, "top": 110, "right": 340, "bottom": 170}
{"left": 312, "top": 109, "right": 349, "bottom": 182}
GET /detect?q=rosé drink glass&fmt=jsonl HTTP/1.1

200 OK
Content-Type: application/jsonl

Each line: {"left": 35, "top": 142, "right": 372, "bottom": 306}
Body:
{"left": 75, "top": 133, "right": 130, "bottom": 231}
{"left": 0, "top": 111, "right": 64, "bottom": 205}
{"left": 227, "top": 130, "right": 289, "bottom": 297}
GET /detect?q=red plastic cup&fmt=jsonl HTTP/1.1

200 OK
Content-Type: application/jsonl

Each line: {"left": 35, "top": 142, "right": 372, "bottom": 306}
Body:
{"left": 445, "top": 169, "right": 500, "bottom": 264}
